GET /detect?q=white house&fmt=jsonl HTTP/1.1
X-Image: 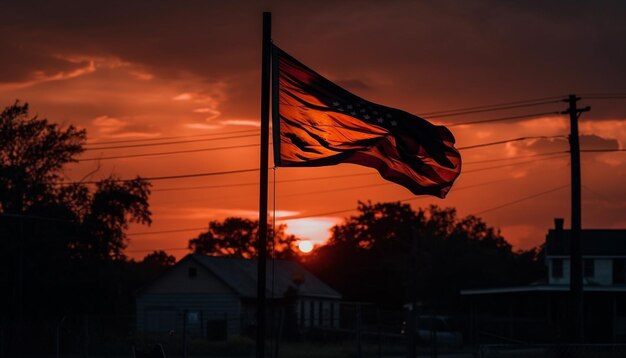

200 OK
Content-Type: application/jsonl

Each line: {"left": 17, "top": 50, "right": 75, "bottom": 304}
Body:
{"left": 136, "top": 254, "right": 341, "bottom": 340}
{"left": 546, "top": 218, "right": 626, "bottom": 287}
{"left": 461, "top": 219, "right": 626, "bottom": 343}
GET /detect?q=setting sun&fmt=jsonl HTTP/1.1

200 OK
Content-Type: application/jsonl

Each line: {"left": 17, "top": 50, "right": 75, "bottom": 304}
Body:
{"left": 298, "top": 240, "right": 314, "bottom": 253}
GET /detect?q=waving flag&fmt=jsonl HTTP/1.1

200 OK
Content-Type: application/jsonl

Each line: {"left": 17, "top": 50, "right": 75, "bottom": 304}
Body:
{"left": 271, "top": 45, "right": 461, "bottom": 198}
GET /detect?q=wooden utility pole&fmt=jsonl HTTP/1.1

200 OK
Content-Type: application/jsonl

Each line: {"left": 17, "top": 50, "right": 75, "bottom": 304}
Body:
{"left": 257, "top": 11, "right": 272, "bottom": 358}
{"left": 562, "top": 94, "right": 589, "bottom": 343}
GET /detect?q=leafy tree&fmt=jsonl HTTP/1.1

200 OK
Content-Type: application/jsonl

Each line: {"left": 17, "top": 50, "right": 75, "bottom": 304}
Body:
{"left": 142, "top": 250, "right": 176, "bottom": 268}
{"left": 0, "top": 101, "right": 153, "bottom": 318}
{"left": 188, "top": 217, "right": 300, "bottom": 259}
{"left": 305, "top": 201, "right": 544, "bottom": 309}
{"left": 0, "top": 101, "right": 85, "bottom": 213}
{"left": 73, "top": 177, "right": 152, "bottom": 261}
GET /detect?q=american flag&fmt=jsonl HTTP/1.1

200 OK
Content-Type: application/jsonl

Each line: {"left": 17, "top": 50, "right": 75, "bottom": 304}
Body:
{"left": 272, "top": 45, "right": 461, "bottom": 198}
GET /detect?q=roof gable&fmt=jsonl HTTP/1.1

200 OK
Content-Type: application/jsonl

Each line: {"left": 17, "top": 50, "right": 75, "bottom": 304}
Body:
{"left": 189, "top": 254, "right": 341, "bottom": 299}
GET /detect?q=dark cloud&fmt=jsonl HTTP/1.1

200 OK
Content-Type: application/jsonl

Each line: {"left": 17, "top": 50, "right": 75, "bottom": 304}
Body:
{"left": 580, "top": 134, "right": 620, "bottom": 151}
{"left": 1, "top": 1, "right": 625, "bottom": 119}
{"left": 514, "top": 134, "right": 619, "bottom": 154}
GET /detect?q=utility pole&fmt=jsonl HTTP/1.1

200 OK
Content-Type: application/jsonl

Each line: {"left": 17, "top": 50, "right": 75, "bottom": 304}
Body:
{"left": 561, "top": 94, "right": 590, "bottom": 343}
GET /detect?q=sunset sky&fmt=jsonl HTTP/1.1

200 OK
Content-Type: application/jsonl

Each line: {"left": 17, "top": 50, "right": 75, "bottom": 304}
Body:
{"left": 2, "top": 1, "right": 625, "bottom": 260}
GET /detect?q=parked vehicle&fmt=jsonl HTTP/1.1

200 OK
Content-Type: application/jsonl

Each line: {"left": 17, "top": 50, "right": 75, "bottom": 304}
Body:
{"left": 401, "top": 315, "right": 463, "bottom": 347}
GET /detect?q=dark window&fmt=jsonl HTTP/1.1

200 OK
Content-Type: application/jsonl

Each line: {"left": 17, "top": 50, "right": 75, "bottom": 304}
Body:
{"left": 309, "top": 300, "right": 314, "bottom": 326}
{"left": 316, "top": 301, "right": 321, "bottom": 326}
{"left": 188, "top": 266, "right": 197, "bottom": 278}
{"left": 206, "top": 319, "right": 227, "bottom": 341}
{"left": 584, "top": 259, "right": 595, "bottom": 278}
{"left": 552, "top": 258, "right": 563, "bottom": 278}
{"left": 613, "top": 259, "right": 625, "bottom": 284}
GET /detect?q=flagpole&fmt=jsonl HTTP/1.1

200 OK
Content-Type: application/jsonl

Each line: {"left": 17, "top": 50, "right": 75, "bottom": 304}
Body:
{"left": 257, "top": 11, "right": 271, "bottom": 358}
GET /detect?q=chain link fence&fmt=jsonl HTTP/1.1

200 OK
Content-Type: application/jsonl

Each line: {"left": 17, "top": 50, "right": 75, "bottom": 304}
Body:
{"left": 479, "top": 344, "right": 626, "bottom": 358}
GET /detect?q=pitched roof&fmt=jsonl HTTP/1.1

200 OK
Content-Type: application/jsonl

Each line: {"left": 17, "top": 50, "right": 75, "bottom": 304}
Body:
{"left": 189, "top": 254, "right": 341, "bottom": 299}
{"left": 546, "top": 229, "right": 626, "bottom": 256}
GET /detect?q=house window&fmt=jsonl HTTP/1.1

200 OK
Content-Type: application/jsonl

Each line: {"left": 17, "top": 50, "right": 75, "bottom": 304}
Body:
{"left": 584, "top": 259, "right": 595, "bottom": 278}
{"left": 188, "top": 266, "right": 197, "bottom": 278}
{"left": 552, "top": 258, "right": 563, "bottom": 278}
{"left": 613, "top": 259, "right": 625, "bottom": 284}
{"left": 309, "top": 300, "right": 314, "bottom": 327}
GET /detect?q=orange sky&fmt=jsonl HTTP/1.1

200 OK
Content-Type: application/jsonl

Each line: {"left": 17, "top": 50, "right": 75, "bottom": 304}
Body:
{"left": 1, "top": 1, "right": 625, "bottom": 260}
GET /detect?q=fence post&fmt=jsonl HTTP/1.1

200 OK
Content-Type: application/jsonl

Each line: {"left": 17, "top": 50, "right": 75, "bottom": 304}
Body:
{"left": 56, "top": 316, "right": 66, "bottom": 358}
{"left": 356, "top": 303, "right": 362, "bottom": 358}
{"left": 377, "top": 307, "right": 382, "bottom": 358}
{"left": 182, "top": 310, "right": 188, "bottom": 358}
{"left": 83, "top": 315, "right": 89, "bottom": 358}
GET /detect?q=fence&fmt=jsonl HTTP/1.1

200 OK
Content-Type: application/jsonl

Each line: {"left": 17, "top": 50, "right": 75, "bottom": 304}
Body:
{"left": 0, "top": 303, "right": 473, "bottom": 357}
{"left": 479, "top": 344, "right": 626, "bottom": 358}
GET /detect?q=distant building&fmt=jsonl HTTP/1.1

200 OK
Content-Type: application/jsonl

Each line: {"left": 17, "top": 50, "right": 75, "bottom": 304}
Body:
{"left": 461, "top": 219, "right": 626, "bottom": 343}
{"left": 546, "top": 218, "right": 626, "bottom": 287}
{"left": 136, "top": 254, "right": 341, "bottom": 339}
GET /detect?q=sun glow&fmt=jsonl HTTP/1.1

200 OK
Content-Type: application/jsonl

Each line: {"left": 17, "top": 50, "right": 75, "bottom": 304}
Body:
{"left": 298, "top": 240, "right": 314, "bottom": 253}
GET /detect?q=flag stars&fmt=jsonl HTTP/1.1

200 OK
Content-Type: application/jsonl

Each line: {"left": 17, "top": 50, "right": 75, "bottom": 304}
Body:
{"left": 347, "top": 105, "right": 353, "bottom": 109}
{"left": 364, "top": 115, "right": 370, "bottom": 120}
{"left": 360, "top": 108, "right": 366, "bottom": 113}
{"left": 350, "top": 111, "right": 357, "bottom": 116}
{"left": 332, "top": 101, "right": 340, "bottom": 107}
{"left": 386, "top": 114, "right": 392, "bottom": 118}
{"left": 376, "top": 118, "right": 384, "bottom": 123}
{"left": 390, "top": 120, "right": 398, "bottom": 126}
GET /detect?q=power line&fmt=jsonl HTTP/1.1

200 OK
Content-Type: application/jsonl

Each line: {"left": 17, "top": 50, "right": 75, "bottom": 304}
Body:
{"left": 581, "top": 96, "right": 626, "bottom": 100}
{"left": 65, "top": 140, "right": 567, "bottom": 187}
{"left": 86, "top": 129, "right": 259, "bottom": 146}
{"left": 581, "top": 149, "right": 626, "bottom": 153}
{"left": 128, "top": 178, "right": 505, "bottom": 237}
{"left": 152, "top": 157, "right": 569, "bottom": 208}
{"left": 84, "top": 133, "right": 259, "bottom": 151}
{"left": 418, "top": 96, "right": 565, "bottom": 117}
{"left": 152, "top": 171, "right": 377, "bottom": 192}
{"left": 473, "top": 184, "right": 569, "bottom": 215}
{"left": 126, "top": 247, "right": 190, "bottom": 253}
{"left": 463, "top": 151, "right": 568, "bottom": 165}
{"left": 272, "top": 178, "right": 533, "bottom": 221}
{"left": 462, "top": 154, "right": 569, "bottom": 174}
{"left": 128, "top": 227, "right": 206, "bottom": 236}
{"left": 59, "top": 168, "right": 259, "bottom": 185}
{"left": 578, "top": 93, "right": 626, "bottom": 97}
{"left": 77, "top": 120, "right": 564, "bottom": 162}
{"left": 458, "top": 136, "right": 566, "bottom": 150}
{"left": 124, "top": 182, "right": 571, "bottom": 255}
{"left": 447, "top": 111, "right": 562, "bottom": 127}
{"left": 124, "top": 174, "right": 571, "bottom": 248}
{"left": 424, "top": 100, "right": 563, "bottom": 119}
{"left": 79, "top": 143, "right": 259, "bottom": 161}
{"left": 148, "top": 151, "right": 568, "bottom": 193}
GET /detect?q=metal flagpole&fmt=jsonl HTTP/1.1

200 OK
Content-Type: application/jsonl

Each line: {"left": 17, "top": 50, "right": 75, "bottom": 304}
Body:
{"left": 257, "top": 11, "right": 271, "bottom": 358}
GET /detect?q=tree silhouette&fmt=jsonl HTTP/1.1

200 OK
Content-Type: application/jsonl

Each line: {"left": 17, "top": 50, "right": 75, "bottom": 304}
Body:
{"left": 305, "top": 201, "right": 544, "bottom": 308}
{"left": 142, "top": 250, "right": 176, "bottom": 268}
{"left": 0, "top": 101, "right": 153, "bottom": 319}
{"left": 188, "top": 217, "right": 300, "bottom": 259}
{"left": 0, "top": 101, "right": 85, "bottom": 213}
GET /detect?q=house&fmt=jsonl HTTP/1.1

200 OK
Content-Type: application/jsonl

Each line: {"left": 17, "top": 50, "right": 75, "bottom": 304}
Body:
{"left": 461, "top": 219, "right": 626, "bottom": 343}
{"left": 546, "top": 218, "right": 626, "bottom": 287}
{"left": 136, "top": 254, "right": 341, "bottom": 339}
